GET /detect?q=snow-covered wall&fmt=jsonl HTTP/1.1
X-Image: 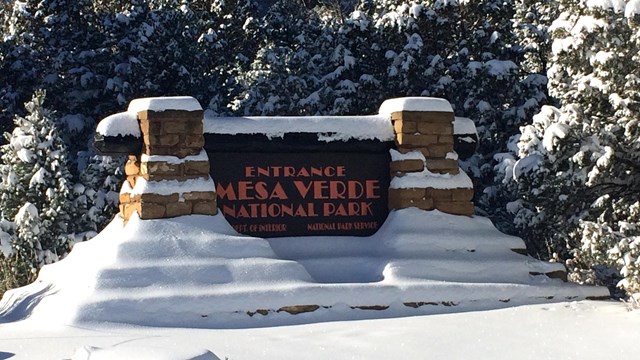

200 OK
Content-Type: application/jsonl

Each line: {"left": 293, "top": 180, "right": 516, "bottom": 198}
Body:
{"left": 96, "top": 96, "right": 476, "bottom": 228}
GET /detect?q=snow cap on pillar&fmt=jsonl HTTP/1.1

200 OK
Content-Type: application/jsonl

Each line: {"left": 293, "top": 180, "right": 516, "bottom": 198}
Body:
{"left": 378, "top": 97, "right": 454, "bottom": 115}
{"left": 96, "top": 112, "right": 141, "bottom": 138}
{"left": 127, "top": 96, "right": 203, "bottom": 113}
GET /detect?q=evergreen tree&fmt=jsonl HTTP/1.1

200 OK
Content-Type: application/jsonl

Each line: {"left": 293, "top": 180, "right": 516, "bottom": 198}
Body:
{"left": 75, "top": 154, "right": 122, "bottom": 235}
{"left": 0, "top": 91, "right": 76, "bottom": 284}
{"left": 366, "top": 1, "right": 547, "bottom": 227}
{"left": 510, "top": 1, "right": 640, "bottom": 294}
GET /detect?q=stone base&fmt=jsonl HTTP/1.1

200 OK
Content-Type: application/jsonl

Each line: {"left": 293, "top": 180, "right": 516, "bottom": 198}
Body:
{"left": 389, "top": 187, "right": 474, "bottom": 216}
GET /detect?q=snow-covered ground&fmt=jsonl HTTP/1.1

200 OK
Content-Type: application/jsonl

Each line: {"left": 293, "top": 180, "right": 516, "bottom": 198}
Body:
{"left": 1, "top": 208, "right": 635, "bottom": 359}
{"left": 0, "top": 301, "right": 638, "bottom": 359}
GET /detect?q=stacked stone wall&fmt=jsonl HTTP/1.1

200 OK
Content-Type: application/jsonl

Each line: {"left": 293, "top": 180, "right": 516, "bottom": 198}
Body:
{"left": 388, "top": 110, "right": 474, "bottom": 216}
{"left": 118, "top": 107, "right": 217, "bottom": 221}
{"left": 105, "top": 96, "right": 474, "bottom": 222}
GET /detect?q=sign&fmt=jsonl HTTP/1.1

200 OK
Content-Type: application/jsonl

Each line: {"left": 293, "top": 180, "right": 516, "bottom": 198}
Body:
{"left": 208, "top": 152, "right": 390, "bottom": 237}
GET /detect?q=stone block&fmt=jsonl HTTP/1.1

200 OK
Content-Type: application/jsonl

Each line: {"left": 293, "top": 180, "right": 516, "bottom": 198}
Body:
{"left": 450, "top": 188, "right": 474, "bottom": 201}
{"left": 139, "top": 203, "right": 167, "bottom": 219}
{"left": 142, "top": 134, "right": 180, "bottom": 147}
{"left": 184, "top": 134, "right": 205, "bottom": 148}
{"left": 138, "top": 117, "right": 163, "bottom": 136}
{"left": 277, "top": 305, "right": 320, "bottom": 315}
{"left": 435, "top": 201, "right": 474, "bottom": 216}
{"left": 159, "top": 134, "right": 181, "bottom": 146}
{"left": 545, "top": 270, "right": 568, "bottom": 282}
{"left": 183, "top": 191, "right": 217, "bottom": 201}
{"left": 388, "top": 188, "right": 434, "bottom": 210}
{"left": 138, "top": 109, "right": 203, "bottom": 121}
{"left": 396, "top": 133, "right": 438, "bottom": 147}
{"left": 127, "top": 155, "right": 139, "bottom": 165}
{"left": 420, "top": 111, "right": 454, "bottom": 123}
{"left": 392, "top": 111, "right": 453, "bottom": 123}
{"left": 119, "top": 192, "right": 131, "bottom": 204}
{"left": 392, "top": 119, "right": 417, "bottom": 134}
{"left": 144, "top": 145, "right": 176, "bottom": 156}
{"left": 429, "top": 188, "right": 452, "bottom": 201}
{"left": 437, "top": 135, "right": 454, "bottom": 144}
{"left": 390, "top": 112, "right": 403, "bottom": 121}
{"left": 192, "top": 200, "right": 218, "bottom": 215}
{"left": 183, "top": 160, "right": 210, "bottom": 176}
{"left": 427, "top": 143, "right": 454, "bottom": 157}
{"left": 125, "top": 159, "right": 140, "bottom": 176}
{"left": 141, "top": 161, "right": 183, "bottom": 178}
{"left": 140, "top": 193, "right": 180, "bottom": 204}
{"left": 162, "top": 120, "right": 186, "bottom": 134}
{"left": 425, "top": 159, "right": 459, "bottom": 174}
{"left": 417, "top": 122, "right": 453, "bottom": 135}
{"left": 389, "top": 195, "right": 434, "bottom": 210}
{"left": 174, "top": 147, "right": 201, "bottom": 158}
{"left": 126, "top": 175, "right": 137, "bottom": 188}
{"left": 121, "top": 202, "right": 141, "bottom": 220}
{"left": 396, "top": 147, "right": 430, "bottom": 157}
{"left": 390, "top": 159, "right": 424, "bottom": 173}
{"left": 142, "top": 135, "right": 153, "bottom": 147}
{"left": 389, "top": 187, "right": 427, "bottom": 200}
{"left": 185, "top": 119, "right": 204, "bottom": 135}
{"left": 166, "top": 201, "right": 193, "bottom": 217}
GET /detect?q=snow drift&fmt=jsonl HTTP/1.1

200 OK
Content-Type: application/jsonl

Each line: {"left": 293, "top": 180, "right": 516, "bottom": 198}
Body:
{"left": 0, "top": 209, "right": 608, "bottom": 328}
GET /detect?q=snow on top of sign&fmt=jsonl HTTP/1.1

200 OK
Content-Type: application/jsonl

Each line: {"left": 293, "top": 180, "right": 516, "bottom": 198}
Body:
{"left": 128, "top": 96, "right": 202, "bottom": 113}
{"left": 204, "top": 112, "right": 395, "bottom": 142}
{"left": 141, "top": 150, "right": 209, "bottom": 165}
{"left": 378, "top": 97, "right": 453, "bottom": 114}
{"left": 122, "top": 177, "right": 215, "bottom": 196}
{"left": 390, "top": 168, "right": 473, "bottom": 190}
{"left": 389, "top": 149, "right": 425, "bottom": 162}
{"left": 96, "top": 111, "right": 140, "bottom": 138}
{"left": 453, "top": 117, "right": 477, "bottom": 135}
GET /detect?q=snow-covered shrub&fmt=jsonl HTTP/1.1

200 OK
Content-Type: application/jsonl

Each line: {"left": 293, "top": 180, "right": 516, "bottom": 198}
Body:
{"left": 75, "top": 154, "right": 123, "bottom": 235}
{"left": 509, "top": 2, "right": 640, "bottom": 295}
{"left": 0, "top": 91, "right": 76, "bottom": 288}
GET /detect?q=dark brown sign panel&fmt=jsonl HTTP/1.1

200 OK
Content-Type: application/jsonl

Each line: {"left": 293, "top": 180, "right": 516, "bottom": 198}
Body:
{"left": 208, "top": 152, "right": 390, "bottom": 237}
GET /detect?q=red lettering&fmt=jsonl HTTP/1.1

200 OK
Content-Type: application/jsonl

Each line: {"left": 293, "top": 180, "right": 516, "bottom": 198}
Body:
{"left": 329, "top": 181, "right": 346, "bottom": 199}
{"left": 237, "top": 205, "right": 250, "bottom": 218}
{"left": 294, "top": 181, "right": 313, "bottom": 198}
{"left": 271, "top": 182, "right": 288, "bottom": 200}
{"left": 245, "top": 167, "right": 255, "bottom": 177}
{"left": 217, "top": 183, "right": 237, "bottom": 200}
{"left": 268, "top": 203, "right": 280, "bottom": 217}
{"left": 348, "top": 181, "right": 364, "bottom": 199}
{"left": 313, "top": 181, "right": 329, "bottom": 199}
{"left": 255, "top": 182, "right": 268, "bottom": 200}
{"left": 280, "top": 203, "right": 294, "bottom": 217}
{"left": 222, "top": 204, "right": 236, "bottom": 217}
{"left": 366, "top": 180, "right": 380, "bottom": 199}
{"left": 238, "top": 181, "right": 254, "bottom": 200}
{"left": 361, "top": 202, "right": 373, "bottom": 215}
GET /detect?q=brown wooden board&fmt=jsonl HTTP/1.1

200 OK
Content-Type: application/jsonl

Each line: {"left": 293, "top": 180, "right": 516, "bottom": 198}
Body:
{"left": 208, "top": 152, "right": 390, "bottom": 237}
